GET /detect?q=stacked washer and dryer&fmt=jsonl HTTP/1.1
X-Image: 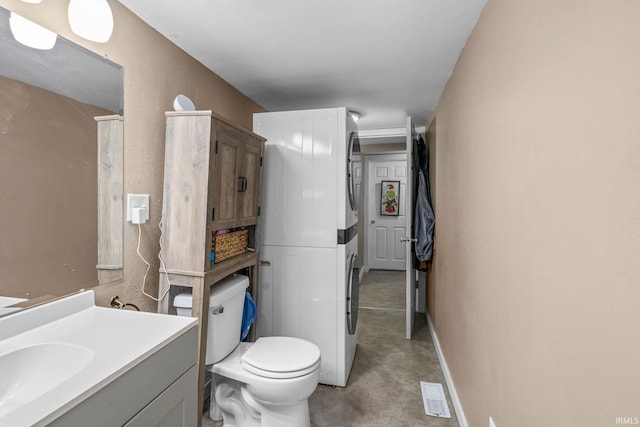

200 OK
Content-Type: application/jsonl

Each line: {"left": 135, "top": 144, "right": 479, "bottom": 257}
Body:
{"left": 253, "top": 107, "right": 361, "bottom": 387}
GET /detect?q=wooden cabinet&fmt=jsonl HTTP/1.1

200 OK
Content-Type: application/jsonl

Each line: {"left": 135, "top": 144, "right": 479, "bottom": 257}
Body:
{"left": 211, "top": 122, "right": 263, "bottom": 230}
{"left": 158, "top": 111, "right": 265, "bottom": 425}
{"left": 161, "top": 112, "right": 264, "bottom": 273}
{"left": 95, "top": 115, "right": 123, "bottom": 285}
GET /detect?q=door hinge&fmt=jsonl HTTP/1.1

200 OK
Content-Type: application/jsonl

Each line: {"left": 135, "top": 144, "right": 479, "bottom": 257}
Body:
{"left": 260, "top": 157, "right": 263, "bottom": 167}
{"left": 215, "top": 140, "right": 218, "bottom": 154}
{"left": 258, "top": 206, "right": 261, "bottom": 216}
{"left": 212, "top": 207, "right": 215, "bottom": 221}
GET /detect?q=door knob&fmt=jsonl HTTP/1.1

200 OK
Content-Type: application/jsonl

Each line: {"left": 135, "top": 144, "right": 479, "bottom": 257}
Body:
{"left": 370, "top": 219, "right": 376, "bottom": 224}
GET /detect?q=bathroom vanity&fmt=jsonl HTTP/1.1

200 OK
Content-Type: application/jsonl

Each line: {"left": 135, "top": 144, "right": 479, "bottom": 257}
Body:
{"left": 0, "top": 291, "right": 198, "bottom": 426}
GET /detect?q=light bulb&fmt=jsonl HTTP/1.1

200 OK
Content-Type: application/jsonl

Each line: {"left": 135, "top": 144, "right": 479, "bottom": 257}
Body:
{"left": 9, "top": 12, "right": 56, "bottom": 50}
{"left": 68, "top": 0, "right": 114, "bottom": 43}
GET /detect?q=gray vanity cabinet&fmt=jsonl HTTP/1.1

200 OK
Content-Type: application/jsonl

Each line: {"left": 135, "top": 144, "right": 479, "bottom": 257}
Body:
{"left": 47, "top": 325, "right": 198, "bottom": 427}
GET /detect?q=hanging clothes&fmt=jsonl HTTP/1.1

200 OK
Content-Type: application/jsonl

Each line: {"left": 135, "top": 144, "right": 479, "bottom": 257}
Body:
{"left": 413, "top": 136, "right": 435, "bottom": 263}
{"left": 414, "top": 171, "right": 435, "bottom": 261}
{"left": 414, "top": 135, "right": 433, "bottom": 204}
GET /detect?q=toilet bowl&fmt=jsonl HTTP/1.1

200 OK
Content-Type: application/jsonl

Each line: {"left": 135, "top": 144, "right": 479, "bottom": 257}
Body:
{"left": 174, "top": 274, "right": 320, "bottom": 427}
{"left": 210, "top": 337, "right": 321, "bottom": 427}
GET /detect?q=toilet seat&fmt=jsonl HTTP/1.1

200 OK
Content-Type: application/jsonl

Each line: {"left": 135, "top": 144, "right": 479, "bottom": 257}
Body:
{"left": 242, "top": 337, "right": 321, "bottom": 379}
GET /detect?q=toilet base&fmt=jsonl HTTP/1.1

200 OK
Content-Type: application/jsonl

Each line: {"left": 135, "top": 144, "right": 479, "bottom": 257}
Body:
{"left": 256, "top": 399, "right": 310, "bottom": 427}
{"left": 214, "top": 382, "right": 261, "bottom": 427}
{"left": 206, "top": 341, "right": 319, "bottom": 426}
{"left": 212, "top": 376, "right": 312, "bottom": 427}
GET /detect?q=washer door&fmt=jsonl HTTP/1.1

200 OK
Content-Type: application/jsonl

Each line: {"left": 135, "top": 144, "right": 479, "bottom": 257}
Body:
{"left": 347, "top": 132, "right": 360, "bottom": 213}
{"left": 346, "top": 253, "right": 360, "bottom": 335}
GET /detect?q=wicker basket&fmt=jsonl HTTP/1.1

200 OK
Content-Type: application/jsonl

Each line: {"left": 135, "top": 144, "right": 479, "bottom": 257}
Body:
{"left": 211, "top": 229, "right": 249, "bottom": 263}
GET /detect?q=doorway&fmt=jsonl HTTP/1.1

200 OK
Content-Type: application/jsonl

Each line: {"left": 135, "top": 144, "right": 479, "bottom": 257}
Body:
{"left": 360, "top": 118, "right": 419, "bottom": 340}
{"left": 364, "top": 153, "right": 407, "bottom": 271}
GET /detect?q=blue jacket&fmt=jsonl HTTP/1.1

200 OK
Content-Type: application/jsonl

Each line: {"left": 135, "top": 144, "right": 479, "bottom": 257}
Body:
{"left": 414, "top": 171, "right": 435, "bottom": 261}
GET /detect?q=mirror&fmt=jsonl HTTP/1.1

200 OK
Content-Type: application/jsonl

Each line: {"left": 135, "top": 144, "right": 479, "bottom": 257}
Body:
{"left": 0, "top": 5, "right": 124, "bottom": 314}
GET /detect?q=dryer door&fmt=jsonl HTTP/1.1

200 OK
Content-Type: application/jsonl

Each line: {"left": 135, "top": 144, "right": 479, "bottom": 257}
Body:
{"left": 346, "top": 253, "right": 360, "bottom": 335}
{"left": 347, "top": 132, "right": 360, "bottom": 213}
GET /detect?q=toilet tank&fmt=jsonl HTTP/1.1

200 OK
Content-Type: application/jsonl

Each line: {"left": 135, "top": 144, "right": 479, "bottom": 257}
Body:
{"left": 174, "top": 274, "right": 249, "bottom": 365}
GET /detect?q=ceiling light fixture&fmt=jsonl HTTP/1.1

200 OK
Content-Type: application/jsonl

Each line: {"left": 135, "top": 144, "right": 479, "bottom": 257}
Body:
{"left": 68, "top": 0, "right": 114, "bottom": 43}
{"left": 19, "top": 0, "right": 43, "bottom": 3}
{"left": 9, "top": 12, "right": 56, "bottom": 50}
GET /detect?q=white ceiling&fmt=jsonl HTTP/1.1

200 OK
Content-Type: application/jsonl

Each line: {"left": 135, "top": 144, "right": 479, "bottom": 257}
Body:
{"left": 117, "top": 0, "right": 486, "bottom": 132}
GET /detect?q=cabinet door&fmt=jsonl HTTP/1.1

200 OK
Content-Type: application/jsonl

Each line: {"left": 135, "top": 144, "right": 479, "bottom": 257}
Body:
{"left": 237, "top": 137, "right": 263, "bottom": 226}
{"left": 124, "top": 365, "right": 198, "bottom": 427}
{"left": 164, "top": 114, "right": 213, "bottom": 273}
{"left": 212, "top": 124, "right": 243, "bottom": 230}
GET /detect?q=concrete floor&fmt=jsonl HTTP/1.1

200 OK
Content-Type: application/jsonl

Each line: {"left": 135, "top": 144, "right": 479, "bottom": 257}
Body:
{"left": 308, "top": 270, "right": 459, "bottom": 427}
{"left": 204, "top": 270, "right": 459, "bottom": 426}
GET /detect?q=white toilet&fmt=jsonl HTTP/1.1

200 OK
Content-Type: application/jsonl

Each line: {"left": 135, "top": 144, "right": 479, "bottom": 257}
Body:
{"left": 174, "top": 274, "right": 321, "bottom": 427}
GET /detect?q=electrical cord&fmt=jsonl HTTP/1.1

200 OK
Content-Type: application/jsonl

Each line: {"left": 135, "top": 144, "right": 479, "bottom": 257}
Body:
{"left": 137, "top": 222, "right": 170, "bottom": 302}
{"left": 158, "top": 217, "right": 172, "bottom": 290}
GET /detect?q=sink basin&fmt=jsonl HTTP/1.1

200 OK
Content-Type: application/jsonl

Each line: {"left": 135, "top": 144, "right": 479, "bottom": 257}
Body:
{"left": 0, "top": 342, "right": 93, "bottom": 416}
{"left": 0, "top": 290, "right": 198, "bottom": 426}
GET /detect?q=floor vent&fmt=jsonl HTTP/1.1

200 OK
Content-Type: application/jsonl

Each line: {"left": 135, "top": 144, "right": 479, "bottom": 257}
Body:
{"left": 421, "top": 381, "right": 451, "bottom": 418}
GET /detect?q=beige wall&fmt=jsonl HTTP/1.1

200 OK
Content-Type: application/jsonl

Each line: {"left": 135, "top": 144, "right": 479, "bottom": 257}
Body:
{"left": 0, "top": 0, "right": 265, "bottom": 311}
{"left": 0, "top": 76, "right": 108, "bottom": 299}
{"left": 427, "top": 0, "right": 640, "bottom": 425}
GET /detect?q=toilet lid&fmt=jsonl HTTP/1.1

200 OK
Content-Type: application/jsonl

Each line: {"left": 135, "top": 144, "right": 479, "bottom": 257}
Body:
{"left": 242, "top": 337, "right": 321, "bottom": 379}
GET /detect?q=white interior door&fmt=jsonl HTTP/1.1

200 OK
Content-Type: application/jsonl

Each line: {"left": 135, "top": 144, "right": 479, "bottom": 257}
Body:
{"left": 366, "top": 155, "right": 407, "bottom": 271}
{"left": 404, "top": 117, "right": 417, "bottom": 340}
{"left": 353, "top": 154, "right": 362, "bottom": 211}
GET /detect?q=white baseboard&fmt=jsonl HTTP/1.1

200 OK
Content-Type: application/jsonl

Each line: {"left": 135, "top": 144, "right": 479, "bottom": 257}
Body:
{"left": 426, "top": 312, "right": 468, "bottom": 427}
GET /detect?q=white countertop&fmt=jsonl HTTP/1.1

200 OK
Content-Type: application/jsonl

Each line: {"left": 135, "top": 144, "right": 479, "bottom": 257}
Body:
{"left": 0, "top": 296, "right": 26, "bottom": 307}
{"left": 0, "top": 291, "right": 198, "bottom": 426}
{"left": 0, "top": 296, "right": 26, "bottom": 318}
